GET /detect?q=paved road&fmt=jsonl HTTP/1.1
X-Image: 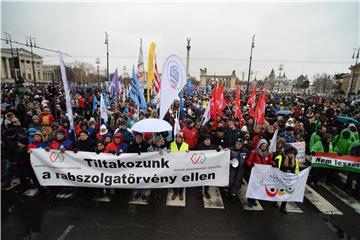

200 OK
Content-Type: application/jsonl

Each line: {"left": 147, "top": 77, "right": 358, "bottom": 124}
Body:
{"left": 2, "top": 179, "right": 360, "bottom": 240}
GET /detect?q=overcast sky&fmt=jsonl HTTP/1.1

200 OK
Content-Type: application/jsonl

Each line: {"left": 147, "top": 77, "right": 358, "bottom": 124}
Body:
{"left": 1, "top": 1, "right": 359, "bottom": 81}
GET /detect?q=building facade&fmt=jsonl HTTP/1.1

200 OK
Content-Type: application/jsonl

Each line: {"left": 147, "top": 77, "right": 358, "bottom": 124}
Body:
{"left": 199, "top": 68, "right": 237, "bottom": 89}
{"left": 42, "top": 65, "right": 61, "bottom": 84}
{"left": 1, "top": 48, "right": 44, "bottom": 84}
{"left": 341, "top": 63, "right": 360, "bottom": 95}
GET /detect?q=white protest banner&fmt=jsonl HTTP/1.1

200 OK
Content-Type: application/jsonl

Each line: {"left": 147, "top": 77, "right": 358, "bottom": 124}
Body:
{"left": 311, "top": 152, "right": 360, "bottom": 173}
{"left": 289, "top": 141, "right": 305, "bottom": 162}
{"left": 30, "top": 149, "right": 230, "bottom": 188}
{"left": 245, "top": 164, "right": 309, "bottom": 202}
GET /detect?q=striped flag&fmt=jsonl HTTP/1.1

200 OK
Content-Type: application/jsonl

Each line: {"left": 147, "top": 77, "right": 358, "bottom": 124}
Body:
{"left": 154, "top": 55, "right": 160, "bottom": 94}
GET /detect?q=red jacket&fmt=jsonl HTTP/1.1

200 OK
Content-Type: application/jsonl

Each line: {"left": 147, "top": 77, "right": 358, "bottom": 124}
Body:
{"left": 181, "top": 127, "right": 198, "bottom": 150}
{"left": 39, "top": 113, "right": 55, "bottom": 126}
{"left": 247, "top": 150, "right": 273, "bottom": 167}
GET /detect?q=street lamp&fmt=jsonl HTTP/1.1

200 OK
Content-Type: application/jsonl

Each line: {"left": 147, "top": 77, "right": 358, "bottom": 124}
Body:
{"left": 277, "top": 64, "right": 284, "bottom": 93}
{"left": 96, "top": 58, "right": 100, "bottom": 86}
{"left": 348, "top": 47, "right": 359, "bottom": 98}
{"left": 26, "top": 36, "right": 37, "bottom": 86}
{"left": 247, "top": 34, "right": 255, "bottom": 95}
{"left": 105, "top": 32, "right": 109, "bottom": 81}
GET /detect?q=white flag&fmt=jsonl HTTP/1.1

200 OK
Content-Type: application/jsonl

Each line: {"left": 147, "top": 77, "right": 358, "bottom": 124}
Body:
{"left": 269, "top": 129, "right": 278, "bottom": 153}
{"left": 202, "top": 103, "right": 211, "bottom": 126}
{"left": 159, "top": 55, "right": 187, "bottom": 119}
{"left": 246, "top": 164, "right": 309, "bottom": 202}
{"left": 59, "top": 52, "right": 74, "bottom": 130}
{"left": 100, "top": 94, "right": 108, "bottom": 124}
{"left": 173, "top": 116, "right": 181, "bottom": 138}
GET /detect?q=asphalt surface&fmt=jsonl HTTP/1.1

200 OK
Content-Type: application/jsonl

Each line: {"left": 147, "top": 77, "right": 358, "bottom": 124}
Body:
{"left": 2, "top": 180, "right": 360, "bottom": 240}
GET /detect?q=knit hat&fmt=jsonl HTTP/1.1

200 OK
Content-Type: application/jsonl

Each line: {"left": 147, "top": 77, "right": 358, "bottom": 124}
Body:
{"left": 284, "top": 145, "right": 298, "bottom": 156}
{"left": 33, "top": 131, "right": 43, "bottom": 137}
{"left": 100, "top": 124, "right": 108, "bottom": 135}
{"left": 79, "top": 130, "right": 89, "bottom": 136}
{"left": 56, "top": 129, "right": 66, "bottom": 136}
{"left": 241, "top": 126, "right": 248, "bottom": 133}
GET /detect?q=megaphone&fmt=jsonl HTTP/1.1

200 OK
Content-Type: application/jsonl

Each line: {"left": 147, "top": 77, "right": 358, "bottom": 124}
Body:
{"left": 230, "top": 158, "right": 239, "bottom": 168}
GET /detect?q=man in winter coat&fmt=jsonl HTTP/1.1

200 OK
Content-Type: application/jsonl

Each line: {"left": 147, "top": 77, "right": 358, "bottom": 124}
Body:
{"left": 194, "top": 134, "right": 219, "bottom": 199}
{"left": 169, "top": 132, "right": 189, "bottom": 201}
{"left": 49, "top": 129, "right": 72, "bottom": 152}
{"left": 181, "top": 119, "right": 198, "bottom": 150}
{"left": 114, "top": 121, "right": 133, "bottom": 144}
{"left": 127, "top": 132, "right": 150, "bottom": 200}
{"left": 72, "top": 130, "right": 96, "bottom": 153}
{"left": 227, "top": 138, "right": 249, "bottom": 203}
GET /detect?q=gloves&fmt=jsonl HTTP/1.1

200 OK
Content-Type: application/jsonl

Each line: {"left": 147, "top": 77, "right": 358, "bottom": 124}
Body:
{"left": 95, "top": 150, "right": 101, "bottom": 154}
{"left": 116, "top": 152, "right": 122, "bottom": 156}
{"left": 138, "top": 151, "right": 141, "bottom": 155}
{"left": 45, "top": 146, "right": 50, "bottom": 152}
{"left": 109, "top": 150, "right": 116, "bottom": 155}
{"left": 216, "top": 148, "right": 221, "bottom": 152}
{"left": 60, "top": 147, "right": 66, "bottom": 153}
{"left": 73, "top": 148, "right": 79, "bottom": 153}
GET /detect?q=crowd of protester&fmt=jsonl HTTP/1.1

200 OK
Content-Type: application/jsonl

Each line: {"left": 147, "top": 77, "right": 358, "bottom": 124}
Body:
{"left": 1, "top": 83, "right": 360, "bottom": 214}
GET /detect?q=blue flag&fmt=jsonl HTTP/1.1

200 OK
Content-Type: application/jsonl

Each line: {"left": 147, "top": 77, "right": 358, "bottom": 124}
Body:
{"left": 129, "top": 66, "right": 147, "bottom": 110}
{"left": 92, "top": 94, "right": 99, "bottom": 114}
{"left": 186, "top": 79, "right": 193, "bottom": 95}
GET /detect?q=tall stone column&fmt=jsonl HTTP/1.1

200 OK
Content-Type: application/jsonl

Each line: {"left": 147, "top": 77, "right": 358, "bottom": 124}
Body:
{"left": 5, "top": 57, "right": 11, "bottom": 80}
{"left": 186, "top": 38, "right": 191, "bottom": 78}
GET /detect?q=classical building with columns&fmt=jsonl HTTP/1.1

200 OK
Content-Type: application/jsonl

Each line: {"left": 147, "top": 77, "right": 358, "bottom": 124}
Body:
{"left": 199, "top": 68, "right": 237, "bottom": 89}
{"left": 1, "top": 48, "right": 44, "bottom": 84}
{"left": 341, "top": 63, "right": 360, "bottom": 96}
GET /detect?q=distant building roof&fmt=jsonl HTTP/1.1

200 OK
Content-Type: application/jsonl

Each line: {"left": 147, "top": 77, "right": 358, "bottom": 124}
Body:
{"left": 1, "top": 48, "right": 42, "bottom": 59}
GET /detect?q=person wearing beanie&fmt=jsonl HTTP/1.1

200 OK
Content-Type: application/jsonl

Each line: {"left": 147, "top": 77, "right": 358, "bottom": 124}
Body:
{"left": 279, "top": 125, "right": 297, "bottom": 143}
{"left": 227, "top": 138, "right": 249, "bottom": 203}
{"left": 72, "top": 130, "right": 96, "bottom": 153}
{"left": 104, "top": 132, "right": 128, "bottom": 154}
{"left": 246, "top": 139, "right": 273, "bottom": 207}
{"left": 194, "top": 134, "right": 218, "bottom": 199}
{"left": 348, "top": 123, "right": 359, "bottom": 141}
{"left": 169, "top": 132, "right": 189, "bottom": 201}
{"left": 273, "top": 144, "right": 301, "bottom": 214}
{"left": 180, "top": 119, "right": 199, "bottom": 150}
{"left": 114, "top": 121, "right": 133, "bottom": 144}
{"left": 213, "top": 127, "right": 229, "bottom": 149}
{"left": 48, "top": 129, "right": 72, "bottom": 152}
{"left": 28, "top": 131, "right": 48, "bottom": 149}
{"left": 96, "top": 124, "right": 109, "bottom": 142}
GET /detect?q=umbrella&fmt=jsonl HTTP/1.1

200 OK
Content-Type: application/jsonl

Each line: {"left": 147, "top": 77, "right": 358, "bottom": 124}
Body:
{"left": 336, "top": 116, "right": 359, "bottom": 125}
{"left": 131, "top": 119, "right": 173, "bottom": 133}
{"left": 276, "top": 110, "right": 293, "bottom": 115}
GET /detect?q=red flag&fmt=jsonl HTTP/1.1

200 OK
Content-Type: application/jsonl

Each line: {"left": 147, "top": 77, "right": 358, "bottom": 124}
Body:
{"left": 235, "top": 86, "right": 243, "bottom": 127}
{"left": 216, "top": 83, "right": 226, "bottom": 115}
{"left": 210, "top": 83, "right": 217, "bottom": 120}
{"left": 254, "top": 90, "right": 267, "bottom": 126}
{"left": 248, "top": 84, "right": 257, "bottom": 115}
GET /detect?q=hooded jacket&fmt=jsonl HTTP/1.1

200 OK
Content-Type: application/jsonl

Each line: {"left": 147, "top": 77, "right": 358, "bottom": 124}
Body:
{"left": 104, "top": 135, "right": 128, "bottom": 154}
{"left": 333, "top": 130, "right": 354, "bottom": 155}
{"left": 50, "top": 131, "right": 72, "bottom": 150}
{"left": 246, "top": 139, "right": 273, "bottom": 167}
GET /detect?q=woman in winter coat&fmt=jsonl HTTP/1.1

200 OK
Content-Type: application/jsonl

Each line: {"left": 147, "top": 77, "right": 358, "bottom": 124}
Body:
{"left": 246, "top": 139, "right": 273, "bottom": 207}
{"left": 104, "top": 133, "right": 128, "bottom": 154}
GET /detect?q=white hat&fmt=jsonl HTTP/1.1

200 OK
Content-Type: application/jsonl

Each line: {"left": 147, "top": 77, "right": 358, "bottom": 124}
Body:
{"left": 99, "top": 124, "right": 108, "bottom": 135}
{"left": 241, "top": 126, "right": 249, "bottom": 133}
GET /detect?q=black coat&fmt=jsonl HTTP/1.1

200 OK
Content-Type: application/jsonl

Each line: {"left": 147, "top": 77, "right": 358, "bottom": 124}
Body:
{"left": 72, "top": 137, "right": 96, "bottom": 152}
{"left": 127, "top": 141, "right": 150, "bottom": 153}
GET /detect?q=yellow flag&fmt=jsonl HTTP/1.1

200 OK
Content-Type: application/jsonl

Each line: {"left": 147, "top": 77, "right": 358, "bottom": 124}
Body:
{"left": 147, "top": 42, "right": 157, "bottom": 102}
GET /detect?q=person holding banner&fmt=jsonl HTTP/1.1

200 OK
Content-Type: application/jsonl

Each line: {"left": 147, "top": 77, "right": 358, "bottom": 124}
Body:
{"left": 309, "top": 133, "right": 334, "bottom": 187}
{"left": 194, "top": 134, "right": 219, "bottom": 199}
{"left": 246, "top": 139, "right": 273, "bottom": 207}
{"left": 273, "top": 145, "right": 300, "bottom": 214}
{"left": 227, "top": 138, "right": 249, "bottom": 203}
{"left": 127, "top": 132, "right": 150, "bottom": 200}
{"left": 169, "top": 132, "right": 189, "bottom": 201}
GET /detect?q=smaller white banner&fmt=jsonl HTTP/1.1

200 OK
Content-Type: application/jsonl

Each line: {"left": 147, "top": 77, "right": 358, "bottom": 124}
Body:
{"left": 246, "top": 164, "right": 309, "bottom": 202}
{"left": 289, "top": 141, "right": 305, "bottom": 162}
